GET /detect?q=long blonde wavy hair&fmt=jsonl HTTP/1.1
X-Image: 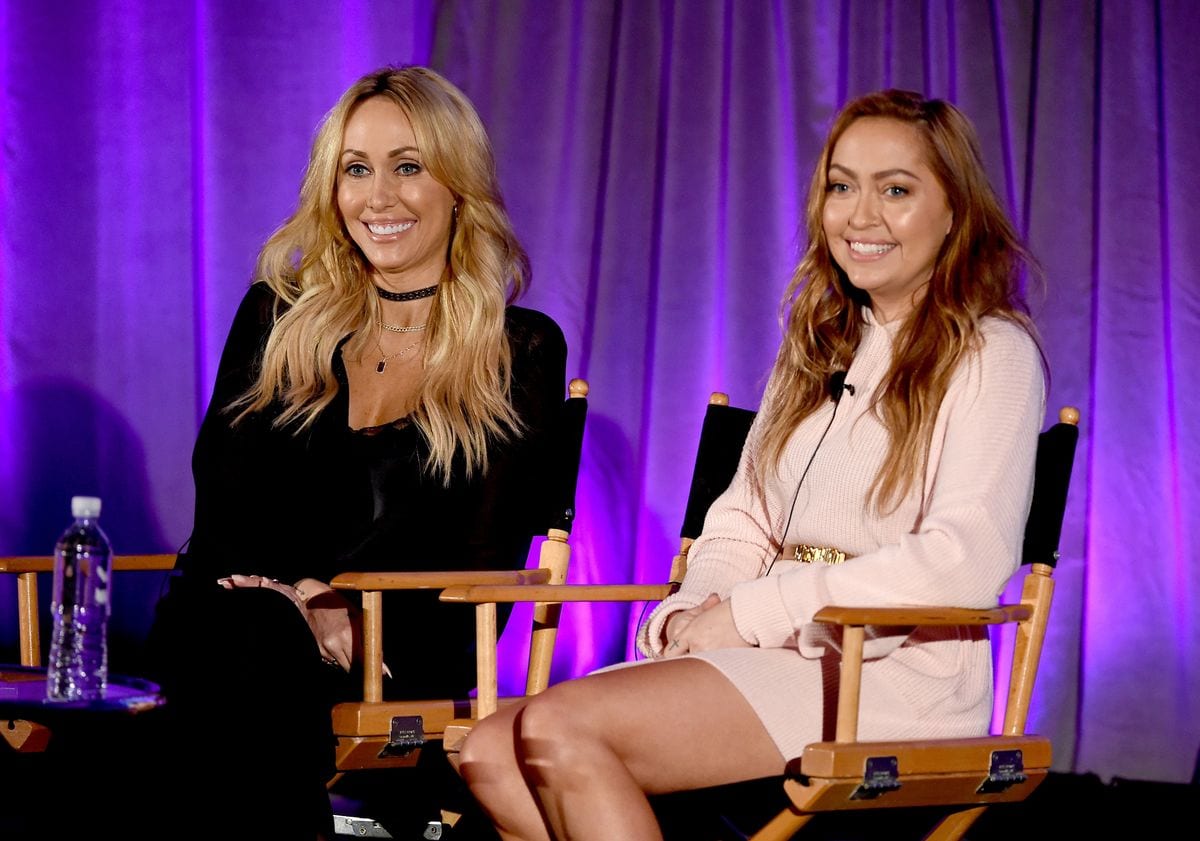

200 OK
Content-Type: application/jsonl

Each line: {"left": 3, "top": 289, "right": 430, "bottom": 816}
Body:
{"left": 235, "top": 66, "right": 530, "bottom": 483}
{"left": 759, "top": 89, "right": 1041, "bottom": 511}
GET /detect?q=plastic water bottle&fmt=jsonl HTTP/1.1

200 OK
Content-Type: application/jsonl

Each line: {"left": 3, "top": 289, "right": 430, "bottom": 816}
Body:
{"left": 46, "top": 495, "right": 114, "bottom": 701}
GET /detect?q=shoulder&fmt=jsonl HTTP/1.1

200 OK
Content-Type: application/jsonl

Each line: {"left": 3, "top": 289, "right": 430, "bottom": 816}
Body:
{"left": 505, "top": 305, "right": 563, "bottom": 338}
{"left": 948, "top": 316, "right": 1045, "bottom": 406}
{"left": 505, "top": 305, "right": 567, "bottom": 356}
{"left": 231, "top": 281, "right": 284, "bottom": 334}
{"left": 973, "top": 316, "right": 1042, "bottom": 372}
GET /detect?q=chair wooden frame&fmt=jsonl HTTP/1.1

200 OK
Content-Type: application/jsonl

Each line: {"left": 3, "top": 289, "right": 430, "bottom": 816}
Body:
{"left": 438, "top": 404, "right": 1080, "bottom": 841}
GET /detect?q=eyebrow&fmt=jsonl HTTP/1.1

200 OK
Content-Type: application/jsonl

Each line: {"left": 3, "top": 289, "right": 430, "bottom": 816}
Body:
{"left": 828, "top": 163, "right": 922, "bottom": 181}
{"left": 340, "top": 145, "right": 420, "bottom": 159}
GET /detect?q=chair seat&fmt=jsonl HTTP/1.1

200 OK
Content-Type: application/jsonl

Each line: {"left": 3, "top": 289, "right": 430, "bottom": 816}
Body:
{"left": 785, "top": 734, "right": 1051, "bottom": 811}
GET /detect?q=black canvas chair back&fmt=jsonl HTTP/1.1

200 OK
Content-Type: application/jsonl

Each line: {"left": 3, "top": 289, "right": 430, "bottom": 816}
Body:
{"left": 681, "top": 395, "right": 758, "bottom": 541}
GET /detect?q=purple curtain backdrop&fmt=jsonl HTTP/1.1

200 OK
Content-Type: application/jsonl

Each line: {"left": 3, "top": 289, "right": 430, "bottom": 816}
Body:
{"left": 2, "top": 0, "right": 1197, "bottom": 786}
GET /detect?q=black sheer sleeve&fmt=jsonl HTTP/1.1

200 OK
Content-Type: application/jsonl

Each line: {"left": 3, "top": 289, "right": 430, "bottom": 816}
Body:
{"left": 464, "top": 306, "right": 570, "bottom": 567}
{"left": 182, "top": 283, "right": 358, "bottom": 582}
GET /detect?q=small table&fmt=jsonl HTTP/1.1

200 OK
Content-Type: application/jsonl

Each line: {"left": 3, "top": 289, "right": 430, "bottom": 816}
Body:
{"left": 1, "top": 666, "right": 167, "bottom": 837}
{"left": 1, "top": 665, "right": 164, "bottom": 752}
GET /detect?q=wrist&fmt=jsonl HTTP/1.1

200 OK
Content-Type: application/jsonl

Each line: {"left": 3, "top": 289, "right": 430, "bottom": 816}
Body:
{"left": 663, "top": 611, "right": 686, "bottom": 645}
{"left": 293, "top": 578, "right": 331, "bottom": 605}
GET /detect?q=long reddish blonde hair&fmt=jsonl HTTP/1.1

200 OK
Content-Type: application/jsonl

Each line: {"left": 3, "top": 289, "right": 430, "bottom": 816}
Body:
{"left": 759, "top": 89, "right": 1041, "bottom": 510}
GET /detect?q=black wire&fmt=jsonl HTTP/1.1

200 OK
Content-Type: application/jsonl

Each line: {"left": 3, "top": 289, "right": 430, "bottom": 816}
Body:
{"left": 761, "top": 394, "right": 844, "bottom": 578}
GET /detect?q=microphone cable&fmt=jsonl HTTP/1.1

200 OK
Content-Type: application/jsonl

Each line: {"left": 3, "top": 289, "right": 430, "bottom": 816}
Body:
{"left": 762, "top": 370, "right": 852, "bottom": 578}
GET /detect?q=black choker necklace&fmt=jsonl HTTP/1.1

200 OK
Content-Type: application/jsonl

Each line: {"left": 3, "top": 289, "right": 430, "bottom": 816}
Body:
{"left": 375, "top": 283, "right": 438, "bottom": 302}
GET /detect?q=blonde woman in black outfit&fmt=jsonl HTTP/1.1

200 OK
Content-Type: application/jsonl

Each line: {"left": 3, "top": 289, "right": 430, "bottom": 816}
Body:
{"left": 145, "top": 66, "right": 566, "bottom": 840}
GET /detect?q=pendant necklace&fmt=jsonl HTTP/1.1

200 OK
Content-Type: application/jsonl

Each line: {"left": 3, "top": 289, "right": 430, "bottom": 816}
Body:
{"left": 374, "top": 336, "right": 422, "bottom": 374}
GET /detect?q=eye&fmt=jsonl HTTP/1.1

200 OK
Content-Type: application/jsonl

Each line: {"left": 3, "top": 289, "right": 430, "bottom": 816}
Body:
{"left": 826, "top": 181, "right": 850, "bottom": 194}
{"left": 344, "top": 162, "right": 369, "bottom": 178}
{"left": 884, "top": 185, "right": 909, "bottom": 197}
{"left": 398, "top": 161, "right": 422, "bottom": 176}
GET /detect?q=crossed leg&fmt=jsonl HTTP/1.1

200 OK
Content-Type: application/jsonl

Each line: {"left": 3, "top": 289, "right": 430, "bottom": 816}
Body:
{"left": 459, "top": 657, "right": 785, "bottom": 841}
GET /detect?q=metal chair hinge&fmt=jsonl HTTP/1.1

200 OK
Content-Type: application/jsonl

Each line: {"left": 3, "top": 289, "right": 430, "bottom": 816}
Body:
{"left": 976, "top": 749, "right": 1028, "bottom": 794}
{"left": 850, "top": 755, "right": 901, "bottom": 800}
{"left": 378, "top": 714, "right": 426, "bottom": 758}
{"left": 332, "top": 814, "right": 394, "bottom": 838}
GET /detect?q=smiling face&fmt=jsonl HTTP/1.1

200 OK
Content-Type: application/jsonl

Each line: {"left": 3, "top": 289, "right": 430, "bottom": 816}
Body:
{"left": 822, "top": 117, "right": 954, "bottom": 322}
{"left": 337, "top": 96, "right": 456, "bottom": 291}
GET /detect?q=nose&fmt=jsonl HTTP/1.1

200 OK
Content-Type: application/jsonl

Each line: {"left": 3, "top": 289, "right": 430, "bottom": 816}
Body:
{"left": 848, "top": 191, "right": 881, "bottom": 229}
{"left": 366, "top": 175, "right": 398, "bottom": 211}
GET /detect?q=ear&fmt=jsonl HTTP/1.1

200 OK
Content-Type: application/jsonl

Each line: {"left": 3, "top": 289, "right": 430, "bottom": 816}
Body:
{"left": 945, "top": 214, "right": 953, "bottom": 238}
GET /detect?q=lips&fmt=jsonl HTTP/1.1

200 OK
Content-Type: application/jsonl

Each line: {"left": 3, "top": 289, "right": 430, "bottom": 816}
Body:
{"left": 366, "top": 221, "right": 414, "bottom": 236}
{"left": 848, "top": 240, "right": 895, "bottom": 256}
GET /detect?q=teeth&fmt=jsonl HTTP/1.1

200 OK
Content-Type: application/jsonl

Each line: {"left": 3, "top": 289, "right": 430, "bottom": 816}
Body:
{"left": 849, "top": 241, "right": 894, "bottom": 255}
{"left": 367, "top": 222, "right": 414, "bottom": 235}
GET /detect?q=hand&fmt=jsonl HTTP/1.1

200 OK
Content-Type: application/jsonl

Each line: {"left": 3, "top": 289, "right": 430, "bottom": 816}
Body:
{"left": 660, "top": 593, "right": 720, "bottom": 658}
{"left": 664, "top": 594, "right": 751, "bottom": 656}
{"left": 217, "top": 574, "right": 358, "bottom": 672}
{"left": 218, "top": 573, "right": 304, "bottom": 609}
{"left": 303, "top": 588, "right": 358, "bottom": 672}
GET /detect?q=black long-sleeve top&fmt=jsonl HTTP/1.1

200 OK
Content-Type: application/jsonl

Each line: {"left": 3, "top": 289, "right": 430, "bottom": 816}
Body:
{"left": 177, "top": 282, "right": 568, "bottom": 696}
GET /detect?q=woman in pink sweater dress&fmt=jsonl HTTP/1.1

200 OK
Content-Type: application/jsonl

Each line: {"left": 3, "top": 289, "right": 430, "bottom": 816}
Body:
{"left": 459, "top": 89, "right": 1047, "bottom": 841}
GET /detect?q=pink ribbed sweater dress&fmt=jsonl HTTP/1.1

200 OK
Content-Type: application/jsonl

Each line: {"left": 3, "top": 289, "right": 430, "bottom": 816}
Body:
{"left": 636, "top": 311, "right": 1045, "bottom": 759}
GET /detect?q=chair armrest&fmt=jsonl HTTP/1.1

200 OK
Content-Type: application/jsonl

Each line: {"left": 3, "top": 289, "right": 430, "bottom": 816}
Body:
{"left": 439, "top": 583, "right": 677, "bottom": 604}
{"left": 812, "top": 603, "right": 1033, "bottom": 627}
{"left": 0, "top": 554, "right": 177, "bottom": 574}
{"left": 441, "top": 582, "right": 678, "bottom": 719}
{"left": 815, "top": 601, "right": 1033, "bottom": 745}
{"left": 330, "top": 568, "right": 551, "bottom": 591}
{"left": 2, "top": 554, "right": 176, "bottom": 667}
{"left": 328, "top": 568, "right": 553, "bottom": 705}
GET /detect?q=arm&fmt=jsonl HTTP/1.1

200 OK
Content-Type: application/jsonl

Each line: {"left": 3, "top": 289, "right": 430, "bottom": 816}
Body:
{"left": 729, "top": 321, "right": 1046, "bottom": 651}
{"left": 188, "top": 283, "right": 358, "bottom": 582}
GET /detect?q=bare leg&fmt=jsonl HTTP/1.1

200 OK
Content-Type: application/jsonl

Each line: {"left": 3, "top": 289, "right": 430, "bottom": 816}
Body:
{"left": 460, "top": 699, "right": 546, "bottom": 841}
{"left": 460, "top": 658, "right": 784, "bottom": 841}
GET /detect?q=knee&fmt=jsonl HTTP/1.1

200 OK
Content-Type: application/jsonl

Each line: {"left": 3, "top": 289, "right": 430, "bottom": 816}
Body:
{"left": 516, "top": 690, "right": 575, "bottom": 741}
{"left": 459, "top": 689, "right": 580, "bottom": 779}
{"left": 512, "top": 687, "right": 590, "bottom": 768}
{"left": 459, "top": 712, "right": 513, "bottom": 776}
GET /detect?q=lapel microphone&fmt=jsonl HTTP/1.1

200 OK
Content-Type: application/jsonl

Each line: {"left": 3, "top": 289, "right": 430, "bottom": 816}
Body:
{"left": 829, "top": 370, "right": 856, "bottom": 403}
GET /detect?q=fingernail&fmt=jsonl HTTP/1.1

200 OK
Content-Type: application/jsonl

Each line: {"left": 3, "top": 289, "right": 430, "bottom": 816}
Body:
{"left": 216, "top": 578, "right": 231, "bottom": 588}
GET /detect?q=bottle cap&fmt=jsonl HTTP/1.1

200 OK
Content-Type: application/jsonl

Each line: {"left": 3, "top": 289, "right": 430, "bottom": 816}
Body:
{"left": 71, "top": 496, "right": 102, "bottom": 518}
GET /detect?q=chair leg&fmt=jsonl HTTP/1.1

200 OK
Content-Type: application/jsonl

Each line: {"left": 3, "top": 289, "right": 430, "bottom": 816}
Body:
{"left": 922, "top": 805, "right": 987, "bottom": 840}
{"left": 749, "top": 806, "right": 814, "bottom": 841}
